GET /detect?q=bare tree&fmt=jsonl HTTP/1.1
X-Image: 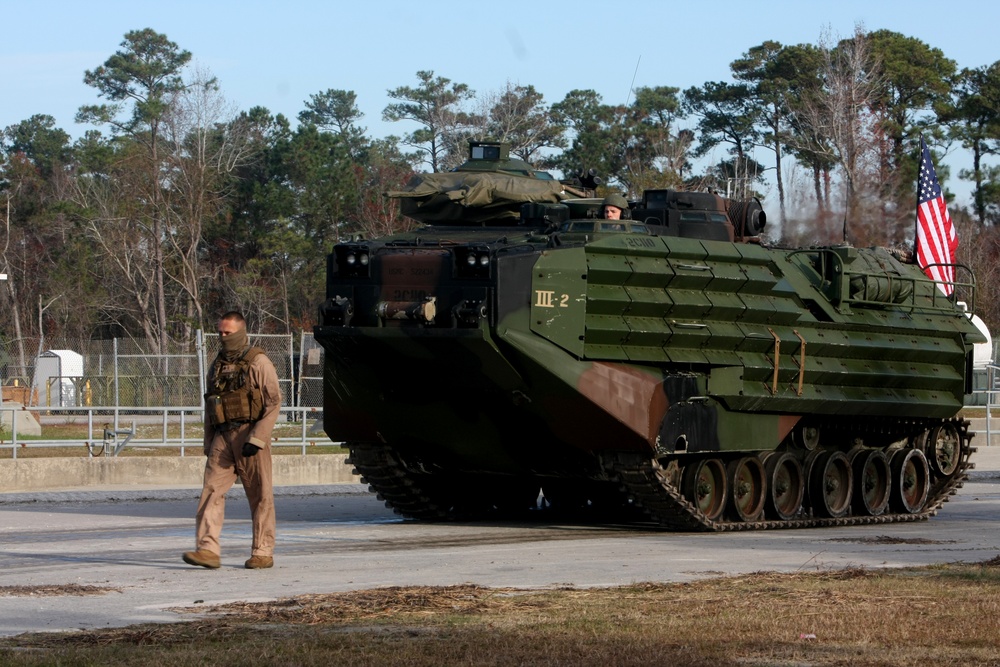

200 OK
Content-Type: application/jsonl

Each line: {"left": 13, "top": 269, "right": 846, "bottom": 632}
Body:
{"left": 466, "top": 82, "right": 565, "bottom": 164}
{"left": 790, "top": 26, "right": 885, "bottom": 244}
{"left": 160, "top": 66, "right": 256, "bottom": 337}
{"left": 1, "top": 193, "right": 29, "bottom": 378}
{"left": 349, "top": 138, "right": 418, "bottom": 239}
{"left": 73, "top": 156, "right": 159, "bottom": 344}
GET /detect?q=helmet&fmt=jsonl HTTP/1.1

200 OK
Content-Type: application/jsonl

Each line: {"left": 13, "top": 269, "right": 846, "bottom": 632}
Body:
{"left": 602, "top": 193, "right": 628, "bottom": 211}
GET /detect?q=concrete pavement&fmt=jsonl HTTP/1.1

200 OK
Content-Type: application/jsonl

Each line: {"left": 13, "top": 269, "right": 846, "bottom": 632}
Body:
{"left": 1, "top": 431, "right": 998, "bottom": 638}
{"left": 2, "top": 472, "right": 999, "bottom": 637}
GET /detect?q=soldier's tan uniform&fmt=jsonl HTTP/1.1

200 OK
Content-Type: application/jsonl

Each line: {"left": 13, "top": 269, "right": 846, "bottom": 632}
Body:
{"left": 194, "top": 349, "right": 281, "bottom": 560}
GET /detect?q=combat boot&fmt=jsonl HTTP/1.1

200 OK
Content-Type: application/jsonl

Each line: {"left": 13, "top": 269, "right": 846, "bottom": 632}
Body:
{"left": 245, "top": 555, "right": 274, "bottom": 569}
{"left": 182, "top": 549, "right": 221, "bottom": 569}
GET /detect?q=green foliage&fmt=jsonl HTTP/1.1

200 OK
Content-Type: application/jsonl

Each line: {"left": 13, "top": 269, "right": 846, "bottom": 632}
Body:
{"left": 866, "top": 29, "right": 956, "bottom": 138}
{"left": 548, "top": 89, "right": 626, "bottom": 189}
{"left": 4, "top": 25, "right": 1000, "bottom": 349}
{"left": 730, "top": 41, "right": 826, "bottom": 221}
{"left": 682, "top": 81, "right": 760, "bottom": 161}
{"left": 947, "top": 62, "right": 1000, "bottom": 225}
{"left": 861, "top": 30, "right": 957, "bottom": 197}
{"left": 383, "top": 70, "right": 477, "bottom": 172}
{"left": 77, "top": 28, "right": 194, "bottom": 134}
{"left": 976, "top": 164, "right": 1000, "bottom": 225}
{"left": 0, "top": 115, "right": 72, "bottom": 179}
{"left": 298, "top": 89, "right": 368, "bottom": 158}
{"left": 623, "top": 86, "right": 688, "bottom": 191}
{"left": 283, "top": 125, "right": 356, "bottom": 237}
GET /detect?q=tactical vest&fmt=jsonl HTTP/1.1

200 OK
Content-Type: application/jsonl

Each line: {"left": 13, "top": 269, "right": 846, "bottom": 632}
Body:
{"left": 205, "top": 347, "right": 266, "bottom": 427}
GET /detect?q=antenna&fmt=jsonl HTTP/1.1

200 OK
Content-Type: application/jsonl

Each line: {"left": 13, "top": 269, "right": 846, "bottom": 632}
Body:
{"left": 624, "top": 56, "right": 641, "bottom": 109}
{"left": 615, "top": 56, "right": 643, "bottom": 199}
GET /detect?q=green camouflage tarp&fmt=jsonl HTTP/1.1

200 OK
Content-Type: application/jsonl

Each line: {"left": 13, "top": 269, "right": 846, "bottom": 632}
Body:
{"left": 387, "top": 172, "right": 568, "bottom": 224}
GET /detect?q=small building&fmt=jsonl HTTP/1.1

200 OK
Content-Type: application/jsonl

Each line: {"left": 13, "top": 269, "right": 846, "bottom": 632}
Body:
{"left": 32, "top": 350, "right": 84, "bottom": 407}
{"left": 966, "top": 313, "right": 995, "bottom": 407}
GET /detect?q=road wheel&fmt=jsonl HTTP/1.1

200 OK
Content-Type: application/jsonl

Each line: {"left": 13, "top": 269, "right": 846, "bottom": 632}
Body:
{"left": 682, "top": 458, "right": 727, "bottom": 521}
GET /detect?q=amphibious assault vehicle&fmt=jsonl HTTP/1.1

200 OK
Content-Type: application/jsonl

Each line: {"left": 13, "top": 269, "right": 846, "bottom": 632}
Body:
{"left": 314, "top": 142, "right": 985, "bottom": 531}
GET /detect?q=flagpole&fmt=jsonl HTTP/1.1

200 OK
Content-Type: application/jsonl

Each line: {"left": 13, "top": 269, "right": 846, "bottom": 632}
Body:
{"left": 913, "top": 136, "right": 923, "bottom": 265}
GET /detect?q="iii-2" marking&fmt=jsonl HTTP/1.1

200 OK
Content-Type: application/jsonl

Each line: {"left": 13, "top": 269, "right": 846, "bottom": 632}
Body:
{"left": 534, "top": 290, "right": 570, "bottom": 308}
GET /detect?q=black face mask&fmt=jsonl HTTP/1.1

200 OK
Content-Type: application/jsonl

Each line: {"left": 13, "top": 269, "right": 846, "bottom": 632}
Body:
{"left": 220, "top": 328, "right": 248, "bottom": 360}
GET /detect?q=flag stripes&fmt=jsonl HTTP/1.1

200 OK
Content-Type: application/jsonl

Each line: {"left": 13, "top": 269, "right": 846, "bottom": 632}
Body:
{"left": 915, "top": 138, "right": 958, "bottom": 296}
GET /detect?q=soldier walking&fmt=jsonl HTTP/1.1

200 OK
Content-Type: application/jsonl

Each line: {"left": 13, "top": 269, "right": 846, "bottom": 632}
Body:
{"left": 183, "top": 311, "right": 281, "bottom": 569}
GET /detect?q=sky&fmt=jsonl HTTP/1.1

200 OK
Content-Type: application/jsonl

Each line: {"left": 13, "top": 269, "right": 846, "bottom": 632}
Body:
{"left": 2, "top": 0, "right": 998, "bottom": 211}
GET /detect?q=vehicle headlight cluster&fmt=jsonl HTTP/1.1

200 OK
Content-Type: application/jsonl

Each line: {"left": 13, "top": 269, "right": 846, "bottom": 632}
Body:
{"left": 456, "top": 246, "right": 491, "bottom": 278}
{"left": 335, "top": 244, "right": 371, "bottom": 278}
{"left": 466, "top": 253, "right": 489, "bottom": 267}
{"left": 345, "top": 251, "right": 369, "bottom": 267}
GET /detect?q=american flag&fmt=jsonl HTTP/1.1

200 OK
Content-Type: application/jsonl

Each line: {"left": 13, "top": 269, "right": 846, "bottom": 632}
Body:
{"left": 915, "top": 137, "right": 958, "bottom": 296}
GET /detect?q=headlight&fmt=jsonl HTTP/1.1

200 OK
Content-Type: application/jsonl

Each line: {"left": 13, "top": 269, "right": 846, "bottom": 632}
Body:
{"left": 335, "top": 245, "right": 372, "bottom": 278}
{"left": 455, "top": 246, "right": 491, "bottom": 278}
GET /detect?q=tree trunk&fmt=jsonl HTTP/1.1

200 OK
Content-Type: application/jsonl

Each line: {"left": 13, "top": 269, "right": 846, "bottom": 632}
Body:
{"left": 2, "top": 200, "right": 29, "bottom": 381}
{"left": 770, "top": 108, "right": 787, "bottom": 229}
{"left": 150, "top": 121, "right": 168, "bottom": 357}
{"left": 973, "top": 141, "right": 985, "bottom": 226}
{"left": 812, "top": 164, "right": 823, "bottom": 212}
{"left": 4, "top": 277, "right": 28, "bottom": 382}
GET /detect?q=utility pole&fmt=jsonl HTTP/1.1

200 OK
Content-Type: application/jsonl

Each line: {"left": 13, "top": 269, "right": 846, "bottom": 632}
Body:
{"left": 1, "top": 272, "right": 6, "bottom": 411}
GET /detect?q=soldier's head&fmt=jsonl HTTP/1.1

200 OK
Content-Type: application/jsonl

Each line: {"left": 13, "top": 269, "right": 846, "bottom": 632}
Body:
{"left": 217, "top": 311, "right": 247, "bottom": 357}
{"left": 601, "top": 193, "right": 628, "bottom": 220}
{"left": 217, "top": 311, "right": 246, "bottom": 336}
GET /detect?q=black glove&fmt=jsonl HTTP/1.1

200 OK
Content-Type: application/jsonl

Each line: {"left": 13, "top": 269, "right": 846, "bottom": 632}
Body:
{"left": 242, "top": 442, "right": 261, "bottom": 457}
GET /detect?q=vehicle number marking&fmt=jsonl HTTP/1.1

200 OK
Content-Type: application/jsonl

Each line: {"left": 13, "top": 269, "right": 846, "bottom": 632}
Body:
{"left": 535, "top": 290, "right": 570, "bottom": 308}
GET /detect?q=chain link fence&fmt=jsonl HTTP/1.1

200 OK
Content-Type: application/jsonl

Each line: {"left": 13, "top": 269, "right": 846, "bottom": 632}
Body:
{"left": 0, "top": 331, "right": 324, "bottom": 411}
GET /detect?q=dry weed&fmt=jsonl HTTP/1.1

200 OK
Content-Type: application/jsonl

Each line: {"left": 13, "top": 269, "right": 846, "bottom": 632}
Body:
{"left": 0, "top": 584, "right": 118, "bottom": 597}
{"left": 3, "top": 568, "right": 1000, "bottom": 666}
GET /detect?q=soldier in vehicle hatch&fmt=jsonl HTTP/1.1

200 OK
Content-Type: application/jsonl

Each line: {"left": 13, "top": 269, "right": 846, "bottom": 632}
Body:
{"left": 601, "top": 193, "right": 628, "bottom": 221}
{"left": 183, "top": 311, "right": 281, "bottom": 570}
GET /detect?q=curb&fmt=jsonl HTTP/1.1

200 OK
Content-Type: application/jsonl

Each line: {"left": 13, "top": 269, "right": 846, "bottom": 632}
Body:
{"left": 0, "top": 453, "right": 356, "bottom": 494}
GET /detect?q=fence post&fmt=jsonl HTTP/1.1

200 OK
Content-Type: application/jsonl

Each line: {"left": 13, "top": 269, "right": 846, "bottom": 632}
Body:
{"left": 113, "top": 337, "right": 120, "bottom": 432}
{"left": 11, "top": 407, "right": 17, "bottom": 459}
{"left": 287, "top": 332, "right": 295, "bottom": 409}
{"left": 297, "top": 330, "right": 306, "bottom": 409}
{"left": 986, "top": 364, "right": 997, "bottom": 447}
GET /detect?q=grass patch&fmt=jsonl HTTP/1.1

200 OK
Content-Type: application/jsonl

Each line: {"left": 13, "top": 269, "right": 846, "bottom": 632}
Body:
{"left": 3, "top": 563, "right": 1000, "bottom": 666}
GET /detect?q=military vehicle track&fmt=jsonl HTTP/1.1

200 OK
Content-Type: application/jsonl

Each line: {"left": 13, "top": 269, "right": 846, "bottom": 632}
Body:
{"left": 346, "top": 418, "right": 974, "bottom": 532}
